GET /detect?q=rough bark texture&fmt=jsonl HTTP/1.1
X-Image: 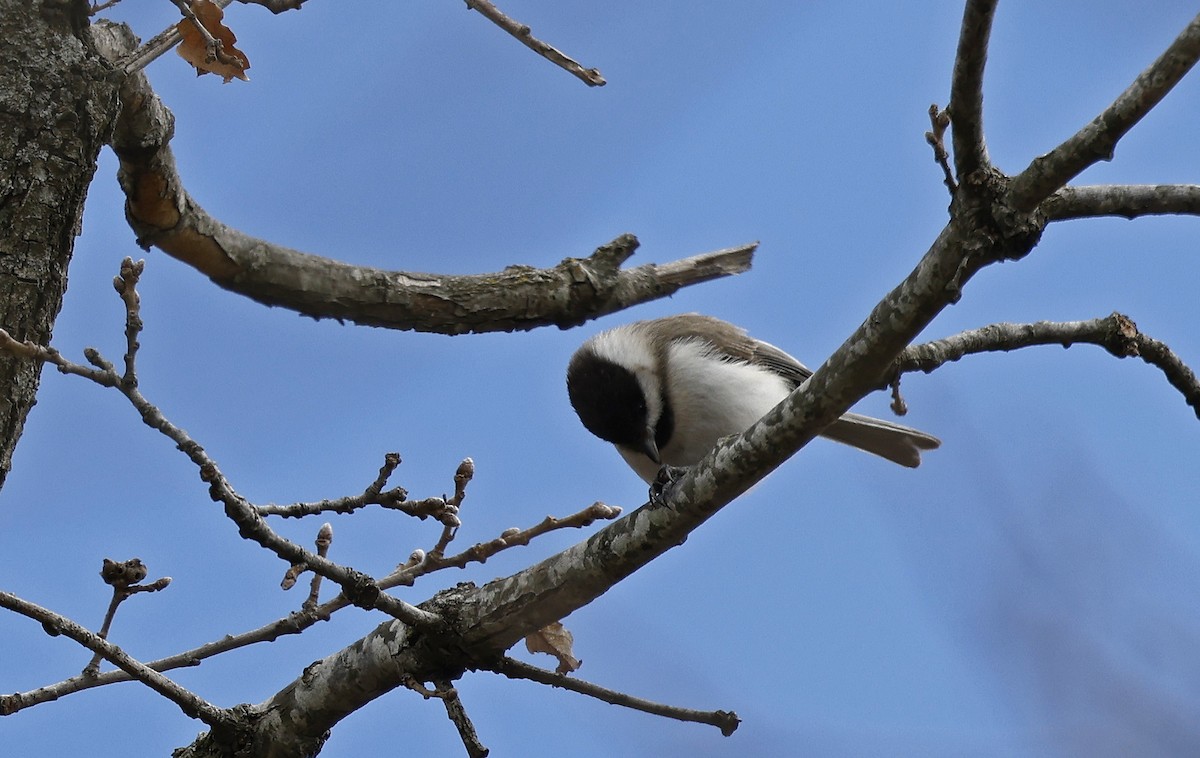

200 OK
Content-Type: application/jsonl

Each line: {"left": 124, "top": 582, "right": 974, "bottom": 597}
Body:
{"left": 0, "top": 0, "right": 118, "bottom": 488}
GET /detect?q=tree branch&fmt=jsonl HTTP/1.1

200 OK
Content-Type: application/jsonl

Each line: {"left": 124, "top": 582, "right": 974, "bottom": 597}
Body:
{"left": 1043, "top": 184, "right": 1200, "bottom": 220}
{"left": 491, "top": 656, "right": 740, "bottom": 736}
{"left": 432, "top": 680, "right": 489, "bottom": 758}
{"left": 0, "top": 592, "right": 229, "bottom": 728}
{"left": 3, "top": 598, "right": 347, "bottom": 713}
{"left": 92, "top": 22, "right": 744, "bottom": 335}
{"left": 1008, "top": 12, "right": 1200, "bottom": 211}
{"left": 895, "top": 314, "right": 1200, "bottom": 418}
{"left": 255, "top": 452, "right": 459, "bottom": 524}
{"left": 388, "top": 501, "right": 622, "bottom": 586}
{"left": 947, "top": 0, "right": 997, "bottom": 178}
{"left": 464, "top": 0, "right": 605, "bottom": 87}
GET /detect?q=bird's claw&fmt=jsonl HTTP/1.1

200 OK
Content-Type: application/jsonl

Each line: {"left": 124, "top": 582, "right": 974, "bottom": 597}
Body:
{"left": 648, "top": 465, "right": 688, "bottom": 508}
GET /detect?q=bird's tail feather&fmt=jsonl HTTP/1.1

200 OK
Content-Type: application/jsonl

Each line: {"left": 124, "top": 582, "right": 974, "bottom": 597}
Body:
{"left": 821, "top": 413, "right": 941, "bottom": 468}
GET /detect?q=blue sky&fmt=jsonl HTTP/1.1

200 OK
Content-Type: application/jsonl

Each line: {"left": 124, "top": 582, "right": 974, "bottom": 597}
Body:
{"left": 4, "top": 2, "right": 1200, "bottom": 756}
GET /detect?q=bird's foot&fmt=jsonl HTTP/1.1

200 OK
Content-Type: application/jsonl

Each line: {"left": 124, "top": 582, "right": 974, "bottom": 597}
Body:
{"left": 648, "top": 465, "right": 688, "bottom": 508}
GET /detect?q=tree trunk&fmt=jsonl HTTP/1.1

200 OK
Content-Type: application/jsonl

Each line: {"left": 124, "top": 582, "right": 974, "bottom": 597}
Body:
{"left": 0, "top": 0, "right": 118, "bottom": 488}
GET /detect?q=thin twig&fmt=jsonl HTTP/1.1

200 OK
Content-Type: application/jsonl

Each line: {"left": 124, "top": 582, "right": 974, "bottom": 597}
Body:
{"left": 0, "top": 330, "right": 117, "bottom": 387}
{"left": 401, "top": 675, "right": 445, "bottom": 699}
{"left": 170, "top": 0, "right": 221, "bottom": 62}
{"left": 256, "top": 454, "right": 462, "bottom": 524}
{"left": 463, "top": 0, "right": 605, "bottom": 87}
{"left": 112, "top": 257, "right": 143, "bottom": 387}
{"left": 305, "top": 523, "right": 332, "bottom": 610}
{"left": 281, "top": 522, "right": 334, "bottom": 610}
{"left": 387, "top": 502, "right": 622, "bottom": 586}
{"left": 426, "top": 458, "right": 474, "bottom": 560}
{"left": 924, "top": 104, "right": 956, "bottom": 195}
{"left": 491, "top": 656, "right": 740, "bottom": 737}
{"left": 435, "top": 679, "right": 489, "bottom": 758}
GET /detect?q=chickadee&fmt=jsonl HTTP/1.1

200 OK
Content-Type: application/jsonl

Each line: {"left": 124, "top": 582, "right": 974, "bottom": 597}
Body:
{"left": 566, "top": 313, "right": 940, "bottom": 483}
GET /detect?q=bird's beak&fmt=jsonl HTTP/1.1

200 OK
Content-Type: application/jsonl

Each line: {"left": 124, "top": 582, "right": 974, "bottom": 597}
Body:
{"left": 640, "top": 427, "right": 661, "bottom": 464}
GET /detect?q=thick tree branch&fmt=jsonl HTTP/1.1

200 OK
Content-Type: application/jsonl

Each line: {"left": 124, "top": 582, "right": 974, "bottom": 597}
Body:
{"left": 948, "top": 0, "right": 997, "bottom": 178}
{"left": 895, "top": 314, "right": 1200, "bottom": 418}
{"left": 0, "top": 2, "right": 119, "bottom": 491}
{"left": 0, "top": 592, "right": 229, "bottom": 728}
{"left": 1043, "top": 184, "right": 1200, "bottom": 220}
{"left": 92, "top": 22, "right": 744, "bottom": 335}
{"left": 464, "top": 0, "right": 605, "bottom": 87}
{"left": 1008, "top": 12, "right": 1200, "bottom": 211}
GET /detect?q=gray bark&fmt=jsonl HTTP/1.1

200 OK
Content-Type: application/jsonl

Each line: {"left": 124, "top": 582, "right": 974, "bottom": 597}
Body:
{"left": 0, "top": 0, "right": 119, "bottom": 487}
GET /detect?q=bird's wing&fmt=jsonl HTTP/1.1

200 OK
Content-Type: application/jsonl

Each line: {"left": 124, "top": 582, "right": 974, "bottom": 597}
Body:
{"left": 747, "top": 338, "right": 813, "bottom": 389}
{"left": 645, "top": 313, "right": 814, "bottom": 389}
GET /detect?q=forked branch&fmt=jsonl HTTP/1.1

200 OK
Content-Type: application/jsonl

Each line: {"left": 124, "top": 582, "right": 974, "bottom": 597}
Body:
{"left": 1009, "top": 12, "right": 1200, "bottom": 211}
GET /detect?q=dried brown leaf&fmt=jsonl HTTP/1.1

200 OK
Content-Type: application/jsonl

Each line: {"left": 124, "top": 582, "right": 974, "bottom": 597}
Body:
{"left": 524, "top": 620, "right": 582, "bottom": 675}
{"left": 176, "top": 0, "right": 250, "bottom": 83}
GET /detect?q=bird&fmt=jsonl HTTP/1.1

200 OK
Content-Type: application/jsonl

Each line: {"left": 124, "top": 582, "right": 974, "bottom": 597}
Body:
{"left": 566, "top": 313, "right": 940, "bottom": 483}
